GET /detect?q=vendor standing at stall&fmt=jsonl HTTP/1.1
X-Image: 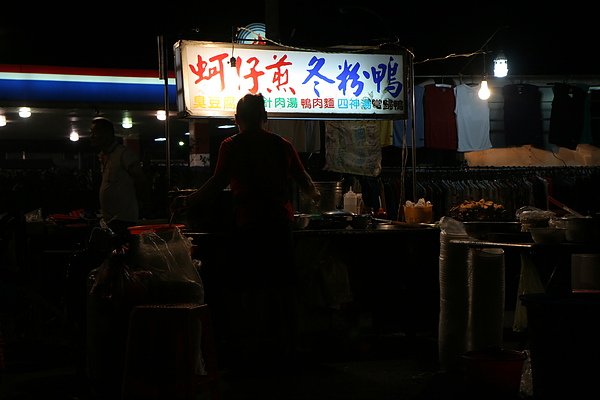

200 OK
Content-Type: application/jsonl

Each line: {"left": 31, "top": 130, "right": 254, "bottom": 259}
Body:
{"left": 171, "top": 92, "right": 321, "bottom": 365}
{"left": 90, "top": 117, "right": 150, "bottom": 240}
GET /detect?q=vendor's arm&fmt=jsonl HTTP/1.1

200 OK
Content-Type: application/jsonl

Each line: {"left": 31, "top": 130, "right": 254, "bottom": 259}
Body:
{"left": 287, "top": 143, "right": 321, "bottom": 203}
{"left": 171, "top": 141, "right": 231, "bottom": 213}
{"left": 184, "top": 173, "right": 228, "bottom": 208}
{"left": 297, "top": 170, "right": 321, "bottom": 203}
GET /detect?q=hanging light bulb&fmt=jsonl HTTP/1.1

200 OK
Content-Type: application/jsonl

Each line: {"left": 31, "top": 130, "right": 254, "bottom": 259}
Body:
{"left": 478, "top": 80, "right": 491, "bottom": 100}
{"left": 478, "top": 52, "right": 491, "bottom": 100}
{"left": 69, "top": 130, "right": 79, "bottom": 142}
{"left": 19, "top": 107, "right": 31, "bottom": 118}
{"left": 122, "top": 116, "right": 133, "bottom": 129}
{"left": 493, "top": 52, "right": 508, "bottom": 78}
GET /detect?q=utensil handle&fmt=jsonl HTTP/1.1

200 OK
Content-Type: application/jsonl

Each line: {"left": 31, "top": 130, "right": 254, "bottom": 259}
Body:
{"left": 548, "top": 196, "right": 584, "bottom": 217}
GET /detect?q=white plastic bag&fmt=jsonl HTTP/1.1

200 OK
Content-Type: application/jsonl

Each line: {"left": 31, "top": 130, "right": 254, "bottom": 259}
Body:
{"left": 131, "top": 227, "right": 204, "bottom": 304}
{"left": 513, "top": 253, "right": 545, "bottom": 332}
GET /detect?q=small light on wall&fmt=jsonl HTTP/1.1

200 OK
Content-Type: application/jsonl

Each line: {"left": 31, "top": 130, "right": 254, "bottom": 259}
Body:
{"left": 478, "top": 80, "right": 491, "bottom": 100}
{"left": 156, "top": 110, "right": 167, "bottom": 121}
{"left": 69, "top": 130, "right": 80, "bottom": 142}
{"left": 19, "top": 107, "right": 31, "bottom": 118}
{"left": 122, "top": 117, "right": 133, "bottom": 129}
{"left": 0, "top": 115, "right": 6, "bottom": 127}
{"left": 493, "top": 52, "right": 508, "bottom": 78}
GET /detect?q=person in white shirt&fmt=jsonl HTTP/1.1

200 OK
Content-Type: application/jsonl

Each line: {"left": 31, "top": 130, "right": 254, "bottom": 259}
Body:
{"left": 89, "top": 117, "right": 149, "bottom": 239}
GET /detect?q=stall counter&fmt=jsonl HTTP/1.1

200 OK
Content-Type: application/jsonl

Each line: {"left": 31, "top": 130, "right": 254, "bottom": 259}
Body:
{"left": 185, "top": 226, "right": 442, "bottom": 341}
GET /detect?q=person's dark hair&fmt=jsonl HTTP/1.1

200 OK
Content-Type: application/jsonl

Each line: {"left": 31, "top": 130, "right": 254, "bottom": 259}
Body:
{"left": 92, "top": 117, "right": 115, "bottom": 137}
{"left": 236, "top": 93, "right": 267, "bottom": 127}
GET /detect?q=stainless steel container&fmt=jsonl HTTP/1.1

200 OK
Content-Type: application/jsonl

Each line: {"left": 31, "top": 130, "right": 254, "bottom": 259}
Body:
{"left": 562, "top": 216, "right": 600, "bottom": 243}
{"left": 297, "top": 181, "right": 343, "bottom": 214}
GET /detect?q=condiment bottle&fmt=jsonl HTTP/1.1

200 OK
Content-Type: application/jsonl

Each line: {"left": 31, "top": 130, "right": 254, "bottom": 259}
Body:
{"left": 375, "top": 207, "right": 388, "bottom": 219}
{"left": 356, "top": 193, "right": 363, "bottom": 214}
{"left": 343, "top": 187, "right": 358, "bottom": 214}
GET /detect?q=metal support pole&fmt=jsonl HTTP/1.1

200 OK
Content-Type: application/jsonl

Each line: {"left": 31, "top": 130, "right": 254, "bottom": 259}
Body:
{"left": 158, "top": 35, "right": 171, "bottom": 189}
{"left": 408, "top": 50, "right": 417, "bottom": 200}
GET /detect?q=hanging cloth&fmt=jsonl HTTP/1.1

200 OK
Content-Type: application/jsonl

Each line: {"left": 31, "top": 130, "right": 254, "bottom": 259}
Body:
{"left": 502, "top": 83, "right": 544, "bottom": 148}
{"left": 323, "top": 120, "right": 383, "bottom": 177}
{"left": 393, "top": 84, "right": 425, "bottom": 148}
{"left": 423, "top": 84, "right": 458, "bottom": 150}
{"left": 454, "top": 83, "right": 492, "bottom": 152}
{"left": 549, "top": 83, "right": 587, "bottom": 150}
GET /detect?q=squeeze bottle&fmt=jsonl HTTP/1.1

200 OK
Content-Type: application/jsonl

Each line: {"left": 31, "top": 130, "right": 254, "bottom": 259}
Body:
{"left": 343, "top": 187, "right": 358, "bottom": 214}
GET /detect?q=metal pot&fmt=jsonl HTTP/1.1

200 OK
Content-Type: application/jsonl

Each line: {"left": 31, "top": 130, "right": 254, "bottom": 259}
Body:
{"left": 298, "top": 181, "right": 343, "bottom": 214}
{"left": 293, "top": 213, "right": 312, "bottom": 230}
{"left": 561, "top": 216, "right": 600, "bottom": 243}
{"left": 318, "top": 210, "right": 373, "bottom": 230}
{"left": 321, "top": 210, "right": 353, "bottom": 229}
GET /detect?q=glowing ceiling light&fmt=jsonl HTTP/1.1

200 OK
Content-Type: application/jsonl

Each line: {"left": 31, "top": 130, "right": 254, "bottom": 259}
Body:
{"left": 69, "top": 130, "right": 79, "bottom": 142}
{"left": 478, "top": 80, "right": 491, "bottom": 100}
{"left": 0, "top": 115, "right": 6, "bottom": 126}
{"left": 122, "top": 116, "right": 133, "bottom": 129}
{"left": 19, "top": 107, "right": 31, "bottom": 118}
{"left": 156, "top": 110, "right": 167, "bottom": 121}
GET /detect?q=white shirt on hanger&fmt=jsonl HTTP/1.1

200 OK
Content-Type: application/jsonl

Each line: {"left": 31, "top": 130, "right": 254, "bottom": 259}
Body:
{"left": 454, "top": 83, "right": 492, "bottom": 152}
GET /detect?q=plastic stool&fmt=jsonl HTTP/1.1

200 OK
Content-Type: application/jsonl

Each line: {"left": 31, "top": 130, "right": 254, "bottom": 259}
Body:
{"left": 121, "top": 303, "right": 220, "bottom": 400}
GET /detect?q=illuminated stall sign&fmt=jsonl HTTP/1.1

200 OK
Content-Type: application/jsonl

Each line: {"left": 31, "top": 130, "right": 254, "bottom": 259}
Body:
{"left": 174, "top": 40, "right": 407, "bottom": 120}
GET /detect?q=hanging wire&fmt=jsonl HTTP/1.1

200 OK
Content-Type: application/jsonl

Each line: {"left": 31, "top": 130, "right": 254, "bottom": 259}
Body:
{"left": 482, "top": 52, "right": 487, "bottom": 78}
{"left": 235, "top": 25, "right": 414, "bottom": 55}
{"left": 230, "top": 27, "right": 237, "bottom": 67}
{"left": 457, "top": 25, "right": 509, "bottom": 75}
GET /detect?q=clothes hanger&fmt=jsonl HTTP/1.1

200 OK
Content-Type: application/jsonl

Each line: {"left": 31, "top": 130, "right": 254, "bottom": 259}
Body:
{"left": 435, "top": 77, "right": 452, "bottom": 88}
{"left": 465, "top": 75, "right": 478, "bottom": 87}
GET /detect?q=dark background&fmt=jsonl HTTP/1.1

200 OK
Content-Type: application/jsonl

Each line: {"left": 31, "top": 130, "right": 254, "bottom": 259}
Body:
{"left": 1, "top": 2, "right": 596, "bottom": 76}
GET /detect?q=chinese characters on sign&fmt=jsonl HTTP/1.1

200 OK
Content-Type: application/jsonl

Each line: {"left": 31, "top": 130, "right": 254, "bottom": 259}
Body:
{"left": 175, "top": 40, "right": 406, "bottom": 119}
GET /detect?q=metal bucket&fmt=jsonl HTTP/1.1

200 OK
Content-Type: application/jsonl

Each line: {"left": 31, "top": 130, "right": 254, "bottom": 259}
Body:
{"left": 298, "top": 181, "right": 343, "bottom": 214}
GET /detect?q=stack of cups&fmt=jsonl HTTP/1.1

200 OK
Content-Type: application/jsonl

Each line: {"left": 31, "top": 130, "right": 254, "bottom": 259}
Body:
{"left": 571, "top": 253, "right": 600, "bottom": 293}
{"left": 438, "top": 230, "right": 470, "bottom": 373}
{"left": 466, "top": 248, "right": 505, "bottom": 352}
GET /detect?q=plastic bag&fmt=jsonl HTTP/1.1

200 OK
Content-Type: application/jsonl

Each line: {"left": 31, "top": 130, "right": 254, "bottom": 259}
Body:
{"left": 515, "top": 206, "right": 555, "bottom": 222}
{"left": 318, "top": 255, "right": 353, "bottom": 309}
{"left": 515, "top": 206, "right": 555, "bottom": 231}
{"left": 512, "top": 254, "right": 545, "bottom": 332}
{"left": 519, "top": 349, "right": 534, "bottom": 397}
{"left": 439, "top": 216, "right": 468, "bottom": 236}
{"left": 88, "top": 251, "right": 152, "bottom": 310}
{"left": 130, "top": 227, "right": 204, "bottom": 304}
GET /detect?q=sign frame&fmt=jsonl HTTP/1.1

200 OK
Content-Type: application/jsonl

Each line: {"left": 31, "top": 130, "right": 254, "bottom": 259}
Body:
{"left": 174, "top": 40, "right": 407, "bottom": 120}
